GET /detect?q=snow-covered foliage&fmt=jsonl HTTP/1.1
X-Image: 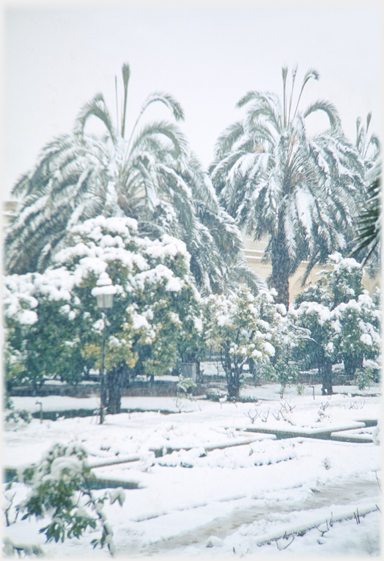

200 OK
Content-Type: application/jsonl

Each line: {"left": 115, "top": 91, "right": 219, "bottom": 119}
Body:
{"left": 176, "top": 375, "right": 197, "bottom": 398}
{"left": 352, "top": 151, "right": 381, "bottom": 273}
{"left": 174, "top": 375, "right": 198, "bottom": 412}
{"left": 3, "top": 395, "right": 32, "bottom": 429}
{"left": 4, "top": 63, "right": 263, "bottom": 297}
{"left": 4, "top": 216, "right": 201, "bottom": 411}
{"left": 210, "top": 67, "right": 366, "bottom": 307}
{"left": 355, "top": 113, "right": 380, "bottom": 172}
{"left": 290, "top": 253, "right": 381, "bottom": 394}
{"left": 12, "top": 443, "right": 125, "bottom": 556}
{"left": 202, "top": 286, "right": 283, "bottom": 398}
{"left": 3, "top": 538, "right": 44, "bottom": 558}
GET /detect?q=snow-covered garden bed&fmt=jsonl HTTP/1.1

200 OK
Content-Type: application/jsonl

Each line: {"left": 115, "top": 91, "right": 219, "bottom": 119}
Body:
{"left": 3, "top": 383, "right": 381, "bottom": 557}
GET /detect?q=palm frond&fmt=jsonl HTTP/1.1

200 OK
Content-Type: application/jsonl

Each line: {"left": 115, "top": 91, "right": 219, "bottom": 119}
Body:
{"left": 287, "top": 65, "right": 298, "bottom": 124}
{"left": 293, "top": 68, "right": 319, "bottom": 119}
{"left": 139, "top": 92, "right": 184, "bottom": 122}
{"left": 282, "top": 66, "right": 288, "bottom": 128}
{"left": 121, "top": 63, "right": 131, "bottom": 138}
{"left": 351, "top": 174, "right": 381, "bottom": 264}
{"left": 236, "top": 91, "right": 259, "bottom": 108}
{"left": 74, "top": 94, "right": 117, "bottom": 144}
{"left": 128, "top": 121, "right": 189, "bottom": 162}
{"left": 226, "top": 257, "right": 268, "bottom": 296}
{"left": 304, "top": 100, "right": 341, "bottom": 130}
{"left": 212, "top": 121, "right": 245, "bottom": 161}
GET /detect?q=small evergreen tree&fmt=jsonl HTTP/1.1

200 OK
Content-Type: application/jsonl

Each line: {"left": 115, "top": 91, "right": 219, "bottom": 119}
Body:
{"left": 202, "top": 286, "right": 281, "bottom": 399}
{"left": 290, "top": 253, "right": 381, "bottom": 394}
{"left": 4, "top": 216, "right": 200, "bottom": 413}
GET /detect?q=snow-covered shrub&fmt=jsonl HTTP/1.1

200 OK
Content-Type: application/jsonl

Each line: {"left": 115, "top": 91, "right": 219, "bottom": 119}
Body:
{"left": 4, "top": 405, "right": 32, "bottom": 429}
{"left": 290, "top": 253, "right": 381, "bottom": 395}
{"left": 176, "top": 375, "right": 197, "bottom": 398}
{"left": 3, "top": 395, "right": 31, "bottom": 429}
{"left": 296, "top": 383, "right": 305, "bottom": 396}
{"left": 4, "top": 271, "right": 87, "bottom": 390}
{"left": 14, "top": 443, "right": 125, "bottom": 556}
{"left": 174, "top": 375, "right": 197, "bottom": 412}
{"left": 202, "top": 286, "right": 282, "bottom": 399}
{"left": 355, "top": 367, "right": 375, "bottom": 390}
{"left": 262, "top": 360, "right": 299, "bottom": 399}
{"left": 4, "top": 216, "right": 201, "bottom": 413}
{"left": 3, "top": 537, "right": 44, "bottom": 557}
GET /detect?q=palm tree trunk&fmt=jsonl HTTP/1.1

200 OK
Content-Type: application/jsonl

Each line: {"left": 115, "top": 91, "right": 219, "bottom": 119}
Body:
{"left": 270, "top": 230, "right": 290, "bottom": 310}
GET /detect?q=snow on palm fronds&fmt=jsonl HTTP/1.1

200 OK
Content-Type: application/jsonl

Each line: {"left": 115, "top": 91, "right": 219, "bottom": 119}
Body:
{"left": 352, "top": 114, "right": 381, "bottom": 270}
{"left": 210, "top": 67, "right": 366, "bottom": 308}
{"left": 5, "top": 63, "right": 262, "bottom": 297}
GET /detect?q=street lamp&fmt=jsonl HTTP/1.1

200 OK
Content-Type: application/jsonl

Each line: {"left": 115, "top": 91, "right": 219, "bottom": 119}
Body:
{"left": 92, "top": 272, "right": 116, "bottom": 424}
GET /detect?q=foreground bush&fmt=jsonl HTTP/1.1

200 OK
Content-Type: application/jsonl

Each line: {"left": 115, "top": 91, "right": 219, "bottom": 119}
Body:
{"left": 9, "top": 443, "right": 125, "bottom": 556}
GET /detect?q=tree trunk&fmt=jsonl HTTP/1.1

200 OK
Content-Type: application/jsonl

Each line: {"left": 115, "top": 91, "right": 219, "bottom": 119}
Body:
{"left": 227, "top": 373, "right": 240, "bottom": 400}
{"left": 248, "top": 358, "right": 259, "bottom": 384}
{"left": 343, "top": 355, "right": 363, "bottom": 380}
{"left": 106, "top": 364, "right": 126, "bottom": 414}
{"left": 280, "top": 384, "right": 286, "bottom": 399}
{"left": 270, "top": 230, "right": 290, "bottom": 310}
{"left": 223, "top": 346, "right": 240, "bottom": 400}
{"left": 195, "top": 360, "right": 201, "bottom": 384}
{"left": 321, "top": 357, "right": 333, "bottom": 395}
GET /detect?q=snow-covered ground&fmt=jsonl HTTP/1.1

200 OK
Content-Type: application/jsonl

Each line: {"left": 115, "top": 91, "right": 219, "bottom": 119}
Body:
{"left": 3, "top": 382, "right": 382, "bottom": 558}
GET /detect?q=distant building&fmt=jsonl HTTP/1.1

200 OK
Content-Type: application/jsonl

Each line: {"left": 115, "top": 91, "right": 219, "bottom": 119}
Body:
{"left": 243, "top": 235, "right": 380, "bottom": 301}
{"left": 3, "top": 200, "right": 17, "bottom": 227}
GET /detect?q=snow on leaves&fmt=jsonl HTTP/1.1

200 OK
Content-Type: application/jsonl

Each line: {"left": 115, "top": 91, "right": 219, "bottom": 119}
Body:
{"left": 290, "top": 254, "right": 381, "bottom": 389}
{"left": 4, "top": 216, "right": 199, "bottom": 389}
{"left": 202, "top": 286, "right": 283, "bottom": 399}
{"left": 15, "top": 443, "right": 125, "bottom": 556}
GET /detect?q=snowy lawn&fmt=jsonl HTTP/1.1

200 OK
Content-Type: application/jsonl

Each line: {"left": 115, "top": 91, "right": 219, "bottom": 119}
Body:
{"left": 3, "top": 383, "right": 381, "bottom": 558}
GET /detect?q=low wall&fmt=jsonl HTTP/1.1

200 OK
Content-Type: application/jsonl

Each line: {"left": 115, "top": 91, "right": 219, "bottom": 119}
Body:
{"left": 10, "top": 381, "right": 202, "bottom": 398}
{"left": 10, "top": 384, "right": 99, "bottom": 398}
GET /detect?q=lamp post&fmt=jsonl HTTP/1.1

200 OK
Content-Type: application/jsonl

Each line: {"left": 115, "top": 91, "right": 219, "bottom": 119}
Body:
{"left": 92, "top": 272, "right": 116, "bottom": 424}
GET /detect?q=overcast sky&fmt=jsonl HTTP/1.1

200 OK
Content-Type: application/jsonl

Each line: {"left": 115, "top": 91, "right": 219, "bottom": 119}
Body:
{"left": 3, "top": 1, "right": 382, "bottom": 200}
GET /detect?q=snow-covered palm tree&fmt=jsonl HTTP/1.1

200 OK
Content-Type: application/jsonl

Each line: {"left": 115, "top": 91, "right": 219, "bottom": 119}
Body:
{"left": 351, "top": 115, "right": 381, "bottom": 270}
{"left": 352, "top": 159, "right": 381, "bottom": 267}
{"left": 210, "top": 67, "right": 366, "bottom": 309}
{"left": 355, "top": 113, "right": 380, "bottom": 170}
{"left": 6, "top": 64, "right": 188, "bottom": 272}
{"left": 6, "top": 64, "right": 264, "bottom": 295}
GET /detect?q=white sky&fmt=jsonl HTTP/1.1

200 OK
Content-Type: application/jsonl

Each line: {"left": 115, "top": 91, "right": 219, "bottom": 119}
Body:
{"left": 2, "top": 0, "right": 382, "bottom": 201}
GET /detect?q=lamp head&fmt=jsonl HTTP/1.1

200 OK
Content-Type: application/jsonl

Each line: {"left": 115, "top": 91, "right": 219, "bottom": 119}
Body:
{"left": 91, "top": 272, "right": 116, "bottom": 309}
